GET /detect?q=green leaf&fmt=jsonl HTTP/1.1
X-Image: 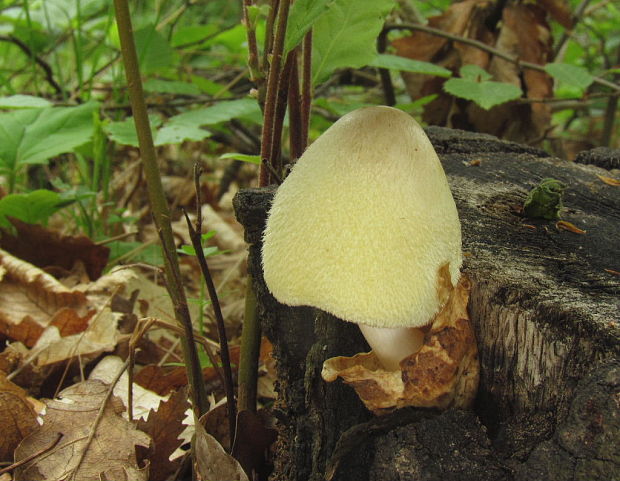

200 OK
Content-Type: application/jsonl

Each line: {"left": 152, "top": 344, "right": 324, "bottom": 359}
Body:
{"left": 143, "top": 79, "right": 201, "bottom": 96}
{"left": 544, "top": 63, "right": 594, "bottom": 91}
{"left": 107, "top": 241, "right": 163, "bottom": 265}
{"left": 312, "top": 0, "right": 395, "bottom": 84}
{"left": 0, "top": 102, "right": 97, "bottom": 173}
{"left": 459, "top": 64, "right": 492, "bottom": 81}
{"left": 105, "top": 115, "right": 162, "bottom": 147}
{"left": 284, "top": 0, "right": 332, "bottom": 53}
{"left": 170, "top": 98, "right": 262, "bottom": 126}
{"left": 219, "top": 153, "right": 261, "bottom": 165}
{"left": 443, "top": 65, "right": 521, "bottom": 110}
{"left": 0, "top": 95, "right": 52, "bottom": 109}
{"left": 155, "top": 121, "right": 211, "bottom": 146}
{"left": 134, "top": 24, "right": 175, "bottom": 74}
{"left": 369, "top": 54, "right": 452, "bottom": 77}
{"left": 0, "top": 190, "right": 66, "bottom": 228}
{"left": 171, "top": 24, "right": 218, "bottom": 47}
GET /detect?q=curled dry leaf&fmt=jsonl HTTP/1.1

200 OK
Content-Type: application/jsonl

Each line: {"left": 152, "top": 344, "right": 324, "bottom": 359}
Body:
{"left": 322, "top": 277, "right": 479, "bottom": 415}
{"left": 0, "top": 219, "right": 110, "bottom": 281}
{"left": 597, "top": 175, "right": 620, "bottom": 187}
{"left": 556, "top": 220, "right": 586, "bottom": 234}
{"left": 0, "top": 390, "right": 39, "bottom": 462}
{"left": 194, "top": 417, "right": 249, "bottom": 481}
{"left": 14, "top": 379, "right": 151, "bottom": 481}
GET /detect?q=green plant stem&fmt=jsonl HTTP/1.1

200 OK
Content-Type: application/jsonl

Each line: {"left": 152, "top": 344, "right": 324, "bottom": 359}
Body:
{"left": 384, "top": 23, "right": 620, "bottom": 93}
{"left": 243, "top": 0, "right": 262, "bottom": 85}
{"left": 113, "top": 0, "right": 208, "bottom": 418}
{"left": 237, "top": 275, "right": 260, "bottom": 413}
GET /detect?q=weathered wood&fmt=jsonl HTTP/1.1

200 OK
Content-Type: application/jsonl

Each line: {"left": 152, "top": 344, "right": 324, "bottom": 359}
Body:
{"left": 233, "top": 127, "right": 619, "bottom": 481}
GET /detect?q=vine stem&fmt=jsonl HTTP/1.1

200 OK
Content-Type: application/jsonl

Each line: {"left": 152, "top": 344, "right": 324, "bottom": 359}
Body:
{"left": 384, "top": 22, "right": 620, "bottom": 93}
{"left": 113, "top": 0, "right": 209, "bottom": 418}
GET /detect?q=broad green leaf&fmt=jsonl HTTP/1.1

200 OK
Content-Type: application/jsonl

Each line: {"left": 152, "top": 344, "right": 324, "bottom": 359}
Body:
{"left": 190, "top": 75, "right": 232, "bottom": 97}
{"left": 134, "top": 25, "right": 175, "bottom": 74}
{"left": 0, "top": 102, "right": 97, "bottom": 173}
{"left": 105, "top": 115, "right": 162, "bottom": 147}
{"left": 544, "top": 63, "right": 594, "bottom": 91}
{"left": 459, "top": 64, "right": 492, "bottom": 81}
{"left": 170, "top": 98, "right": 262, "bottom": 126}
{"left": 155, "top": 121, "right": 211, "bottom": 146}
{"left": 312, "top": 0, "right": 395, "bottom": 84}
{"left": 143, "top": 79, "right": 201, "bottom": 96}
{"left": 171, "top": 24, "right": 218, "bottom": 47}
{"left": 284, "top": 0, "right": 332, "bottom": 53}
{"left": 369, "top": 54, "right": 451, "bottom": 77}
{"left": 0, "top": 95, "right": 52, "bottom": 109}
{"left": 0, "top": 190, "right": 66, "bottom": 228}
{"left": 219, "top": 153, "right": 261, "bottom": 165}
{"left": 107, "top": 241, "right": 163, "bottom": 266}
{"left": 443, "top": 78, "right": 521, "bottom": 110}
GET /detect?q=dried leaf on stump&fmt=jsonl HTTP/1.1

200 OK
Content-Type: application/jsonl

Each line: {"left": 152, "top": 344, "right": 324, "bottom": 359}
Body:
{"left": 14, "top": 379, "right": 151, "bottom": 481}
{"left": 0, "top": 384, "right": 40, "bottom": 462}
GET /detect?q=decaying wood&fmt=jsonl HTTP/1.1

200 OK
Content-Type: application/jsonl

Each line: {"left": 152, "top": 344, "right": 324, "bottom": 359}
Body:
{"left": 233, "top": 127, "right": 619, "bottom": 481}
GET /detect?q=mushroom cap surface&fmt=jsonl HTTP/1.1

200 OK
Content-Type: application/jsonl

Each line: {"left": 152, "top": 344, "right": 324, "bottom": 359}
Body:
{"left": 262, "top": 106, "right": 461, "bottom": 328}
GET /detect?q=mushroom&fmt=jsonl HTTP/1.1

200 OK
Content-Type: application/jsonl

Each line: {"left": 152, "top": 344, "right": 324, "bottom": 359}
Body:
{"left": 262, "top": 106, "right": 462, "bottom": 372}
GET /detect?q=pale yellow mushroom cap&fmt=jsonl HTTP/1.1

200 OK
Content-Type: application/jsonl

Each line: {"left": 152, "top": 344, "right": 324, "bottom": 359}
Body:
{"left": 262, "top": 106, "right": 462, "bottom": 328}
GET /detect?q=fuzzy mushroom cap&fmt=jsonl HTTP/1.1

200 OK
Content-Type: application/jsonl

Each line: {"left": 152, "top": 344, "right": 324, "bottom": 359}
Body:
{"left": 262, "top": 106, "right": 462, "bottom": 328}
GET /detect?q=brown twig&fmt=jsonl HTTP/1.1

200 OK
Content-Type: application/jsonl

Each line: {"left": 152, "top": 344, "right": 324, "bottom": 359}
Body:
{"left": 383, "top": 23, "right": 620, "bottom": 92}
{"left": 0, "top": 35, "right": 65, "bottom": 97}
{"left": 288, "top": 50, "right": 304, "bottom": 161}
{"left": 68, "top": 358, "right": 130, "bottom": 481}
{"left": 114, "top": 0, "right": 209, "bottom": 418}
{"left": 552, "top": 0, "right": 592, "bottom": 61}
{"left": 0, "top": 433, "right": 62, "bottom": 476}
{"left": 300, "top": 30, "right": 313, "bottom": 151}
{"left": 183, "top": 168, "right": 236, "bottom": 449}
{"left": 259, "top": 0, "right": 292, "bottom": 186}
{"left": 243, "top": 0, "right": 262, "bottom": 85}
{"left": 377, "top": 29, "right": 396, "bottom": 106}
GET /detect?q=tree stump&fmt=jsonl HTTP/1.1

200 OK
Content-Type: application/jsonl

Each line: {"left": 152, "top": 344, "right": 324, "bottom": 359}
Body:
{"left": 233, "top": 127, "right": 619, "bottom": 481}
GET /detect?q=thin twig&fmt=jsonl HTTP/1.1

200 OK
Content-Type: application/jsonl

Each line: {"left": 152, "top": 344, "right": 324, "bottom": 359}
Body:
{"left": 259, "top": 0, "right": 291, "bottom": 186}
{"left": 0, "top": 433, "right": 62, "bottom": 476}
{"left": 377, "top": 29, "right": 396, "bottom": 106}
{"left": 552, "top": 0, "right": 592, "bottom": 61}
{"left": 68, "top": 358, "right": 130, "bottom": 481}
{"left": 183, "top": 171, "right": 236, "bottom": 449}
{"left": 243, "top": 0, "right": 262, "bottom": 84}
{"left": 300, "top": 30, "right": 313, "bottom": 151}
{"left": 114, "top": 0, "right": 209, "bottom": 419}
{"left": 0, "top": 35, "right": 65, "bottom": 96}
{"left": 288, "top": 50, "right": 304, "bottom": 161}
{"left": 383, "top": 23, "right": 620, "bottom": 92}
{"left": 270, "top": 52, "right": 295, "bottom": 176}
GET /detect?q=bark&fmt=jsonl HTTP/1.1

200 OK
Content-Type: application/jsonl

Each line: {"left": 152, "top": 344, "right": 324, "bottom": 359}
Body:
{"left": 233, "top": 127, "right": 619, "bottom": 481}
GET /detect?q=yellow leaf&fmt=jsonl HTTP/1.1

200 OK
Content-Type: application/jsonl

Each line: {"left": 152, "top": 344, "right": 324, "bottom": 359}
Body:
{"left": 556, "top": 220, "right": 586, "bottom": 234}
{"left": 597, "top": 175, "right": 620, "bottom": 186}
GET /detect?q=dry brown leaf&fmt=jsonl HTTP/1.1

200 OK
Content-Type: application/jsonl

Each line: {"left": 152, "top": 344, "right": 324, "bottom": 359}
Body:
{"left": 597, "top": 175, "right": 620, "bottom": 186}
{"left": 137, "top": 388, "right": 191, "bottom": 481}
{"left": 537, "top": 0, "right": 573, "bottom": 28}
{"left": 194, "top": 417, "right": 248, "bottom": 481}
{"left": 0, "top": 249, "right": 88, "bottom": 347}
{"left": 556, "top": 220, "right": 587, "bottom": 234}
{"left": 0, "top": 219, "right": 109, "bottom": 281}
{"left": 14, "top": 379, "right": 151, "bottom": 481}
{"left": 0, "top": 390, "right": 39, "bottom": 462}
{"left": 322, "top": 275, "right": 479, "bottom": 414}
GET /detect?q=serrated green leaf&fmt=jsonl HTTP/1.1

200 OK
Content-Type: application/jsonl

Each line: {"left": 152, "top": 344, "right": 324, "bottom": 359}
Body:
{"left": 0, "top": 95, "right": 52, "bottom": 109}
{"left": 284, "top": 0, "right": 332, "bottom": 53}
{"left": 443, "top": 78, "right": 521, "bottom": 110}
{"left": 0, "top": 102, "right": 97, "bottom": 173}
{"left": 369, "top": 54, "right": 452, "bottom": 77}
{"left": 170, "top": 98, "right": 262, "bottom": 126}
{"left": 105, "top": 115, "right": 162, "bottom": 147}
{"left": 544, "top": 63, "right": 594, "bottom": 91}
{"left": 0, "top": 189, "right": 66, "bottom": 228}
{"left": 134, "top": 24, "right": 175, "bottom": 74}
{"left": 143, "top": 79, "right": 201, "bottom": 96}
{"left": 459, "top": 64, "right": 492, "bottom": 81}
{"left": 219, "top": 153, "right": 261, "bottom": 164}
{"left": 154, "top": 121, "right": 211, "bottom": 146}
{"left": 312, "top": 0, "right": 395, "bottom": 84}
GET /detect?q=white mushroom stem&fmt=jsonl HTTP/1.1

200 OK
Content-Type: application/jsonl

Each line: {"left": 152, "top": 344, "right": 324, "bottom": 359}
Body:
{"left": 358, "top": 324, "right": 426, "bottom": 371}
